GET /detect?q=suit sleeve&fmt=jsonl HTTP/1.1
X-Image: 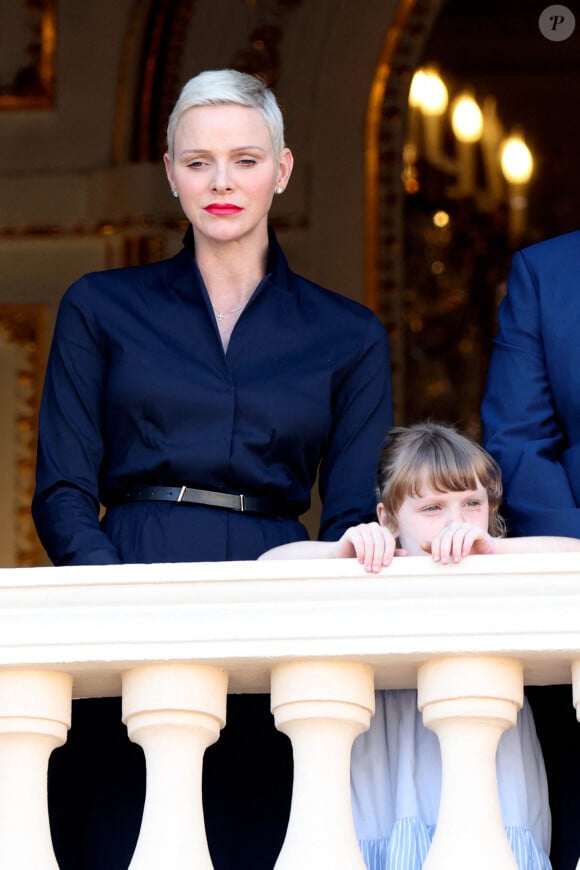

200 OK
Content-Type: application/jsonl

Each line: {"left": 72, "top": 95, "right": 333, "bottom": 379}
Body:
{"left": 32, "top": 281, "right": 122, "bottom": 566}
{"left": 317, "top": 316, "right": 393, "bottom": 540}
{"left": 481, "top": 249, "right": 580, "bottom": 537}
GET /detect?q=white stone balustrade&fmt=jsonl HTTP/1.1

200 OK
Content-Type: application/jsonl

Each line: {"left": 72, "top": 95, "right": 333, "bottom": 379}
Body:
{"left": 122, "top": 662, "right": 228, "bottom": 870}
{"left": 0, "top": 669, "right": 72, "bottom": 869}
{"left": 0, "top": 553, "right": 577, "bottom": 868}
{"left": 419, "top": 656, "right": 522, "bottom": 870}
{"left": 271, "top": 659, "right": 374, "bottom": 869}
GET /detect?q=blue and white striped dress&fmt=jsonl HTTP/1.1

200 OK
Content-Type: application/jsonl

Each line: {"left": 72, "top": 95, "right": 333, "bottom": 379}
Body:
{"left": 351, "top": 690, "right": 551, "bottom": 870}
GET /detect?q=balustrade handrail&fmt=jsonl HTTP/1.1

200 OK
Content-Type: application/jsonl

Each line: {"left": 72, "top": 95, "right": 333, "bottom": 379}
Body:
{"left": 1, "top": 551, "right": 579, "bottom": 695}
{"left": 1, "top": 552, "right": 580, "bottom": 869}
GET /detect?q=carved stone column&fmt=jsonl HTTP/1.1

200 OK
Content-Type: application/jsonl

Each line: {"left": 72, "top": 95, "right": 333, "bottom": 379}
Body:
{"left": 0, "top": 668, "right": 72, "bottom": 869}
{"left": 122, "top": 662, "right": 228, "bottom": 870}
{"left": 271, "top": 659, "right": 374, "bottom": 869}
{"left": 418, "top": 655, "right": 522, "bottom": 870}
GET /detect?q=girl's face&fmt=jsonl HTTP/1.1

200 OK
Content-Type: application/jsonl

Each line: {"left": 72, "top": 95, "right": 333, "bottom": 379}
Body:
{"left": 164, "top": 103, "right": 293, "bottom": 249}
{"left": 378, "top": 478, "right": 490, "bottom": 556}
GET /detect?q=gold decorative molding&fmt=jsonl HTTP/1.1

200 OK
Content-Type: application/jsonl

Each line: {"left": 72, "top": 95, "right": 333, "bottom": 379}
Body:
{"left": 365, "top": 0, "right": 446, "bottom": 422}
{"left": 0, "top": 0, "right": 56, "bottom": 109}
{"left": 365, "top": 0, "right": 418, "bottom": 313}
{"left": 0, "top": 305, "right": 48, "bottom": 567}
{"left": 133, "top": 0, "right": 195, "bottom": 162}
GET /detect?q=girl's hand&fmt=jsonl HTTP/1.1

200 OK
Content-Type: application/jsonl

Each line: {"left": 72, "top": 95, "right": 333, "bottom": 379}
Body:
{"left": 333, "top": 522, "right": 406, "bottom": 573}
{"left": 423, "top": 522, "right": 496, "bottom": 565}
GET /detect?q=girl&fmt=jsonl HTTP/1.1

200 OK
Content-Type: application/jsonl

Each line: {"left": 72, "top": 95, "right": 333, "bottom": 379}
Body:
{"left": 260, "top": 421, "right": 580, "bottom": 870}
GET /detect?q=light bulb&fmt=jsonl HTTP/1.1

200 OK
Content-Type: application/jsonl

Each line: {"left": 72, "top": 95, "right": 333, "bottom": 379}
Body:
{"left": 451, "top": 95, "right": 484, "bottom": 143}
{"left": 500, "top": 136, "right": 534, "bottom": 184}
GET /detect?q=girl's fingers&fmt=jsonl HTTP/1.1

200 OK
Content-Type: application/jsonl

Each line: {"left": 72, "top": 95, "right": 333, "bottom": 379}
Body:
{"left": 354, "top": 523, "right": 397, "bottom": 573}
{"left": 337, "top": 523, "right": 398, "bottom": 573}
{"left": 363, "top": 523, "right": 395, "bottom": 572}
{"left": 430, "top": 524, "right": 492, "bottom": 564}
{"left": 430, "top": 523, "right": 464, "bottom": 564}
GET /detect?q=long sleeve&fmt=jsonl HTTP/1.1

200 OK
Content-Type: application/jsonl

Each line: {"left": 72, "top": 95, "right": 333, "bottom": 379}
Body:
{"left": 32, "top": 279, "right": 122, "bottom": 565}
{"left": 481, "top": 234, "right": 580, "bottom": 537}
{"left": 318, "top": 315, "right": 393, "bottom": 540}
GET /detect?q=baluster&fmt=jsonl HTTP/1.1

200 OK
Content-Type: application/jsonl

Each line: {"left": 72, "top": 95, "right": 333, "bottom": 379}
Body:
{"left": 418, "top": 656, "right": 522, "bottom": 870}
{"left": 122, "top": 662, "right": 228, "bottom": 870}
{"left": 0, "top": 668, "right": 72, "bottom": 869}
{"left": 271, "top": 659, "right": 374, "bottom": 869}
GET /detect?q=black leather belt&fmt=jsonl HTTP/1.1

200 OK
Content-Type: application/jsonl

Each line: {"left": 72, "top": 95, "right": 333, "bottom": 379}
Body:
{"left": 109, "top": 485, "right": 303, "bottom": 519}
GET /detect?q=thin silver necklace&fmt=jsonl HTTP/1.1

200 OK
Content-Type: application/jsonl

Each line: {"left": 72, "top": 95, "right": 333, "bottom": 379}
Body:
{"left": 214, "top": 302, "right": 245, "bottom": 321}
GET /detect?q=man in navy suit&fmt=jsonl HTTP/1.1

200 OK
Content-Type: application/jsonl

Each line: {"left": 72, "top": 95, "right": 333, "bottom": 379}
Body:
{"left": 482, "top": 230, "right": 580, "bottom": 870}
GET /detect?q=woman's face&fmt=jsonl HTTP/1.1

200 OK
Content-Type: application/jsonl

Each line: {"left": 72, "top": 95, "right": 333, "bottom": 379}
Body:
{"left": 164, "top": 103, "right": 293, "bottom": 248}
{"left": 378, "top": 478, "right": 490, "bottom": 556}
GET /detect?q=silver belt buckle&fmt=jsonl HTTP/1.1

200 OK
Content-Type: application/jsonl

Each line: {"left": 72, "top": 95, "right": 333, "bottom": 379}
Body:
{"left": 239, "top": 494, "right": 246, "bottom": 512}
{"left": 177, "top": 486, "right": 187, "bottom": 503}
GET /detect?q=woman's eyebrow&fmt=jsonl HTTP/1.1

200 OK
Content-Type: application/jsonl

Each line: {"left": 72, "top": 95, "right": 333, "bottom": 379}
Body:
{"left": 178, "top": 145, "right": 268, "bottom": 157}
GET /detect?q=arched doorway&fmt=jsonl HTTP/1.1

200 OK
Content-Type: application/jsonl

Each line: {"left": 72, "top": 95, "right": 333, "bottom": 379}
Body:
{"left": 368, "top": 0, "right": 580, "bottom": 434}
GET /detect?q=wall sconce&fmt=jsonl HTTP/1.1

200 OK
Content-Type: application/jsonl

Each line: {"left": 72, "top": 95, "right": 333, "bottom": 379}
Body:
{"left": 410, "top": 68, "right": 448, "bottom": 165}
{"left": 406, "top": 66, "right": 535, "bottom": 233}
{"left": 417, "top": 69, "right": 449, "bottom": 115}
{"left": 409, "top": 69, "right": 428, "bottom": 109}
{"left": 500, "top": 131, "right": 534, "bottom": 242}
{"left": 500, "top": 133, "right": 534, "bottom": 185}
{"left": 451, "top": 93, "right": 483, "bottom": 196}
{"left": 451, "top": 94, "right": 483, "bottom": 143}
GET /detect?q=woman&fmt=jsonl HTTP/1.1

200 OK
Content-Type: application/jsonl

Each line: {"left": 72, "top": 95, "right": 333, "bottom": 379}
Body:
{"left": 33, "top": 70, "right": 393, "bottom": 869}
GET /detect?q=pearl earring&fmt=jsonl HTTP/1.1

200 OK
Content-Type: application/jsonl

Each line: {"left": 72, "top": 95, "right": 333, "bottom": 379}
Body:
{"left": 172, "top": 190, "right": 179, "bottom": 198}
{"left": 275, "top": 186, "right": 283, "bottom": 195}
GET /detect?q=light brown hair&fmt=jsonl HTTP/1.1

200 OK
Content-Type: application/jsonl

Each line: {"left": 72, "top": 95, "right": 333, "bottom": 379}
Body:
{"left": 377, "top": 421, "right": 506, "bottom": 537}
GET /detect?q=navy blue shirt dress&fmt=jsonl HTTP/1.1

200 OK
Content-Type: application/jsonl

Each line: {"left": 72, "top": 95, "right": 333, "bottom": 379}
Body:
{"left": 33, "top": 228, "right": 393, "bottom": 869}
{"left": 33, "top": 228, "right": 392, "bottom": 565}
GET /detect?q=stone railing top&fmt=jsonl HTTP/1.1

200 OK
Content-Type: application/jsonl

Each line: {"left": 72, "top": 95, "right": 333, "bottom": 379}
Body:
{"left": 1, "top": 552, "right": 580, "bottom": 697}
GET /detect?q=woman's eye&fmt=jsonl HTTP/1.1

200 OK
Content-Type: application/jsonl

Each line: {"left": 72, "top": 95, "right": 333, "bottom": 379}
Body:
{"left": 187, "top": 160, "right": 204, "bottom": 168}
{"left": 238, "top": 157, "right": 257, "bottom": 166}
{"left": 422, "top": 504, "right": 440, "bottom": 512}
{"left": 466, "top": 500, "right": 482, "bottom": 508}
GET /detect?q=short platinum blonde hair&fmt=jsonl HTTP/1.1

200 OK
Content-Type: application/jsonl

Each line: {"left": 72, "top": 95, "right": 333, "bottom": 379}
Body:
{"left": 166, "top": 69, "right": 286, "bottom": 160}
{"left": 377, "top": 421, "right": 506, "bottom": 537}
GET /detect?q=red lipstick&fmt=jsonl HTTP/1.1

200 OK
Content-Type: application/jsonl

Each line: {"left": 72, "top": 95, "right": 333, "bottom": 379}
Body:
{"left": 204, "top": 204, "right": 243, "bottom": 215}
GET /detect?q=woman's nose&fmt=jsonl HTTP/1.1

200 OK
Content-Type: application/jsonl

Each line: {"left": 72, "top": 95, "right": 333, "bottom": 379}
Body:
{"left": 211, "top": 164, "right": 233, "bottom": 191}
